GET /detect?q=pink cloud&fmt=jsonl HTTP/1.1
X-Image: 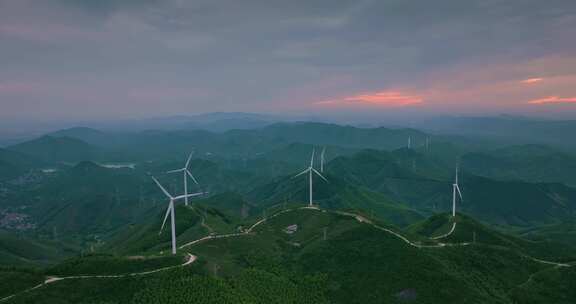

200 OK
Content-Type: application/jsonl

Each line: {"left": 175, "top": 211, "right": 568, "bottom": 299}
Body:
{"left": 528, "top": 96, "right": 576, "bottom": 105}
{"left": 520, "top": 78, "right": 544, "bottom": 84}
{"left": 314, "top": 90, "right": 423, "bottom": 107}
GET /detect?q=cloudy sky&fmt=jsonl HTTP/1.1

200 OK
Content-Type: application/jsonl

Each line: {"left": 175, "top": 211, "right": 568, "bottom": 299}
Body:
{"left": 1, "top": 0, "right": 576, "bottom": 120}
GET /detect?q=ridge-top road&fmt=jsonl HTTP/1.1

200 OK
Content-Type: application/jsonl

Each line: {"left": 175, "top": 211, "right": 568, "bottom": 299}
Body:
{"left": 0, "top": 254, "right": 197, "bottom": 303}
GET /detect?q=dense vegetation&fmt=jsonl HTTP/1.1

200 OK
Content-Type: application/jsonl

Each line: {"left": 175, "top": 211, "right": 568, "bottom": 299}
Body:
{"left": 0, "top": 268, "right": 43, "bottom": 299}
{"left": 1, "top": 121, "right": 576, "bottom": 303}
{"left": 45, "top": 254, "right": 184, "bottom": 276}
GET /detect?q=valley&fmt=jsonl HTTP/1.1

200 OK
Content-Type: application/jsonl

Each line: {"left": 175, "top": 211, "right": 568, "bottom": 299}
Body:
{"left": 1, "top": 122, "right": 576, "bottom": 303}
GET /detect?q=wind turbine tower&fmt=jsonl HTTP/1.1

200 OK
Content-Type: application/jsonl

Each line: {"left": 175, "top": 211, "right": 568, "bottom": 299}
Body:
{"left": 294, "top": 149, "right": 328, "bottom": 207}
{"left": 451, "top": 165, "right": 463, "bottom": 217}
{"left": 167, "top": 151, "right": 200, "bottom": 206}
{"left": 408, "top": 136, "right": 412, "bottom": 149}
{"left": 152, "top": 176, "right": 204, "bottom": 254}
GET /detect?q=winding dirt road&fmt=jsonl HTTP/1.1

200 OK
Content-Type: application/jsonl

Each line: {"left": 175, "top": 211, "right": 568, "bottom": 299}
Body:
{"left": 0, "top": 254, "right": 197, "bottom": 303}
{"left": 3, "top": 207, "right": 572, "bottom": 302}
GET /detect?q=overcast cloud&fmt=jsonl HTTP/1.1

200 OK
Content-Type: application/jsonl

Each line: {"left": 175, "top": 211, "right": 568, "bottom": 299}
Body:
{"left": 1, "top": 0, "right": 576, "bottom": 120}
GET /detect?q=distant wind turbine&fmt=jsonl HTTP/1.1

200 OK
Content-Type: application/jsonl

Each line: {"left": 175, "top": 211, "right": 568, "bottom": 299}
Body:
{"left": 294, "top": 149, "right": 328, "bottom": 207}
{"left": 408, "top": 136, "right": 412, "bottom": 149}
{"left": 320, "top": 147, "right": 326, "bottom": 173}
{"left": 152, "top": 176, "right": 204, "bottom": 255}
{"left": 167, "top": 151, "right": 200, "bottom": 206}
{"left": 452, "top": 165, "right": 463, "bottom": 217}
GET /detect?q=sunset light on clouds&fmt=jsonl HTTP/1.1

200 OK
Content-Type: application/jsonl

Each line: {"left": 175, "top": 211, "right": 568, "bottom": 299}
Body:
{"left": 528, "top": 96, "right": 576, "bottom": 105}
{"left": 1, "top": 0, "right": 576, "bottom": 120}
{"left": 315, "top": 91, "right": 423, "bottom": 107}
{"left": 521, "top": 78, "right": 544, "bottom": 84}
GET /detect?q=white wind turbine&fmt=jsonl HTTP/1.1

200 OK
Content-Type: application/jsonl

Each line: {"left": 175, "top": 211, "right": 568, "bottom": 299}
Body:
{"left": 167, "top": 151, "right": 200, "bottom": 206}
{"left": 451, "top": 165, "right": 463, "bottom": 217}
{"left": 320, "top": 147, "right": 326, "bottom": 173}
{"left": 152, "top": 176, "right": 204, "bottom": 255}
{"left": 294, "top": 149, "right": 328, "bottom": 207}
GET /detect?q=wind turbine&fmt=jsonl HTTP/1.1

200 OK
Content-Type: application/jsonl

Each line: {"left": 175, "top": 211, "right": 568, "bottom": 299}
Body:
{"left": 451, "top": 165, "right": 463, "bottom": 217}
{"left": 152, "top": 176, "right": 204, "bottom": 255}
{"left": 408, "top": 136, "right": 412, "bottom": 149}
{"left": 167, "top": 151, "right": 199, "bottom": 206}
{"left": 294, "top": 149, "right": 328, "bottom": 207}
{"left": 320, "top": 147, "right": 326, "bottom": 173}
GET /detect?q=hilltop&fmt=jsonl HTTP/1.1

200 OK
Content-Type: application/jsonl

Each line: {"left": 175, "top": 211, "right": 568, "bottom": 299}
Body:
{"left": 2, "top": 205, "right": 575, "bottom": 303}
{"left": 7, "top": 136, "right": 99, "bottom": 163}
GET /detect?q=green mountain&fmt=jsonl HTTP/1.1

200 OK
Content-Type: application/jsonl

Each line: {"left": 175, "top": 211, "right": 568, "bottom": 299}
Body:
{"left": 518, "top": 220, "right": 576, "bottom": 247}
{"left": 11, "top": 161, "right": 148, "bottom": 239}
{"left": 327, "top": 149, "right": 454, "bottom": 214}
{"left": 38, "top": 122, "right": 429, "bottom": 161}
{"left": 328, "top": 149, "right": 576, "bottom": 228}
{"left": 508, "top": 265, "right": 576, "bottom": 303}
{"left": 195, "top": 192, "right": 257, "bottom": 219}
{"left": 246, "top": 172, "right": 424, "bottom": 227}
{"left": 3, "top": 207, "right": 575, "bottom": 303}
{"left": 49, "top": 127, "right": 113, "bottom": 147}
{"left": 409, "top": 213, "right": 576, "bottom": 261}
{"left": 0, "top": 148, "right": 40, "bottom": 181}
{"left": 0, "top": 231, "right": 74, "bottom": 267}
{"left": 2, "top": 121, "right": 576, "bottom": 303}
{"left": 423, "top": 116, "right": 576, "bottom": 149}
{"left": 105, "top": 197, "right": 248, "bottom": 256}
{"left": 180, "top": 208, "right": 575, "bottom": 304}
{"left": 258, "top": 142, "right": 359, "bottom": 166}
{"left": 253, "top": 122, "right": 427, "bottom": 149}
{"left": 460, "top": 176, "right": 576, "bottom": 227}
{"left": 7, "top": 136, "right": 99, "bottom": 163}
{"left": 462, "top": 144, "right": 576, "bottom": 186}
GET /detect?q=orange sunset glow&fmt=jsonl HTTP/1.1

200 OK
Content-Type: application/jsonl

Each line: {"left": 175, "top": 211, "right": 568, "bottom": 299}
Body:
{"left": 315, "top": 90, "right": 424, "bottom": 107}
{"left": 528, "top": 96, "right": 576, "bottom": 105}
{"left": 521, "top": 78, "right": 544, "bottom": 84}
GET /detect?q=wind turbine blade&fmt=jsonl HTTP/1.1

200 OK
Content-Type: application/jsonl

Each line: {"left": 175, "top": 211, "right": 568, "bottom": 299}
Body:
{"left": 185, "top": 151, "right": 194, "bottom": 168}
{"left": 455, "top": 184, "right": 463, "bottom": 200}
{"left": 175, "top": 192, "right": 205, "bottom": 200}
{"left": 166, "top": 168, "right": 185, "bottom": 174}
{"left": 455, "top": 164, "right": 459, "bottom": 184}
{"left": 152, "top": 176, "right": 173, "bottom": 199}
{"left": 312, "top": 168, "right": 328, "bottom": 182}
{"left": 310, "top": 148, "right": 315, "bottom": 168}
{"left": 186, "top": 169, "right": 199, "bottom": 185}
{"left": 159, "top": 202, "right": 173, "bottom": 235}
{"left": 293, "top": 168, "right": 310, "bottom": 179}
